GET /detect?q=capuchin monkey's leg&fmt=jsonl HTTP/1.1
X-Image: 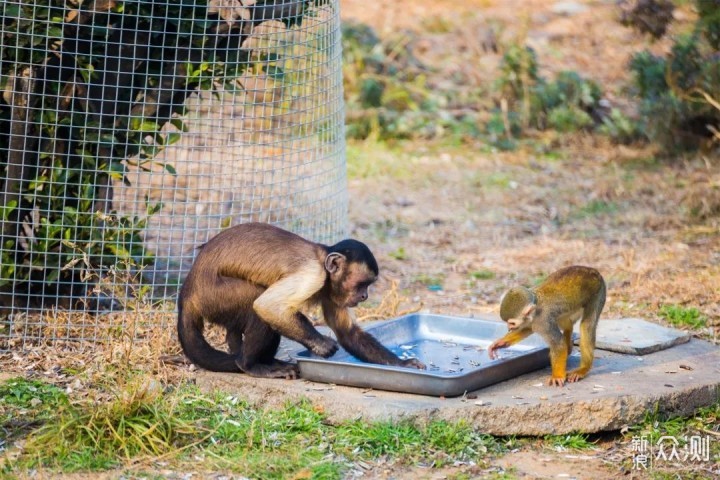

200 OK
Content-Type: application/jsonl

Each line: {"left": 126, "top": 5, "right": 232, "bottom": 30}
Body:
{"left": 235, "top": 311, "right": 299, "bottom": 380}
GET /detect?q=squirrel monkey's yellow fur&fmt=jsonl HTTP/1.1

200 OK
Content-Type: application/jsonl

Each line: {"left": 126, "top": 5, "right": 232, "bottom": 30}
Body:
{"left": 488, "top": 266, "right": 606, "bottom": 387}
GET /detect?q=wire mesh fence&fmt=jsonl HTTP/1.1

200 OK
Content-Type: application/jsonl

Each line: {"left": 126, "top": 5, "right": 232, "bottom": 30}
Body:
{"left": 0, "top": 0, "right": 347, "bottom": 351}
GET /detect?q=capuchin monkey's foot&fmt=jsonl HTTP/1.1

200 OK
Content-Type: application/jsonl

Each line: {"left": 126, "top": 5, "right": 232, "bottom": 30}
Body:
{"left": 237, "top": 361, "right": 299, "bottom": 379}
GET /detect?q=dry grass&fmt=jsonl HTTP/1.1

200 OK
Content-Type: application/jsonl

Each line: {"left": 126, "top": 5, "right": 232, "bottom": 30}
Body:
{"left": 1, "top": 308, "right": 186, "bottom": 391}
{"left": 354, "top": 278, "right": 423, "bottom": 322}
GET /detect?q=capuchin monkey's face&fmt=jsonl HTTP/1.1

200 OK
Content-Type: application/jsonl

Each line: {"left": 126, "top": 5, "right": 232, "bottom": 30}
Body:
{"left": 325, "top": 247, "right": 379, "bottom": 308}
{"left": 326, "top": 261, "right": 376, "bottom": 308}
{"left": 338, "top": 262, "right": 376, "bottom": 308}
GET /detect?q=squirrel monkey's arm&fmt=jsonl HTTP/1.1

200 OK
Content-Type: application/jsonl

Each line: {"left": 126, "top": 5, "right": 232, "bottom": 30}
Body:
{"left": 487, "top": 327, "right": 533, "bottom": 359}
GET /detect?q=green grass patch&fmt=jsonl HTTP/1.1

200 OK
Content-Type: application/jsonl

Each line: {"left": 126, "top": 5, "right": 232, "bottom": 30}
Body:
{"left": 543, "top": 433, "right": 598, "bottom": 451}
{"left": 413, "top": 273, "right": 445, "bottom": 289}
{"left": 195, "top": 399, "right": 338, "bottom": 479}
{"left": 658, "top": 304, "right": 707, "bottom": 329}
{"left": 530, "top": 273, "right": 548, "bottom": 287}
{"left": 625, "top": 401, "right": 720, "bottom": 449}
{"left": 470, "top": 172, "right": 516, "bottom": 190}
{"left": 11, "top": 377, "right": 201, "bottom": 472}
{"left": 622, "top": 400, "right": 720, "bottom": 473}
{"left": 389, "top": 247, "right": 408, "bottom": 260}
{"left": 335, "top": 419, "right": 498, "bottom": 465}
{"left": 346, "top": 140, "right": 415, "bottom": 180}
{"left": 0, "top": 377, "right": 67, "bottom": 411}
{"left": 3, "top": 378, "right": 504, "bottom": 478}
{"left": 0, "top": 377, "right": 68, "bottom": 439}
{"left": 573, "top": 199, "right": 618, "bottom": 218}
{"left": 470, "top": 269, "right": 495, "bottom": 280}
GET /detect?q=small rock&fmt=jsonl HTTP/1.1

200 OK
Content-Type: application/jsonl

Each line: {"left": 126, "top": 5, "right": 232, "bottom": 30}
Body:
{"left": 551, "top": 1, "right": 589, "bottom": 15}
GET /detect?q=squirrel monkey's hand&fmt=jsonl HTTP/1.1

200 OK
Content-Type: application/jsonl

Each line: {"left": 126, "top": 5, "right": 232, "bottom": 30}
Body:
{"left": 487, "top": 338, "right": 510, "bottom": 359}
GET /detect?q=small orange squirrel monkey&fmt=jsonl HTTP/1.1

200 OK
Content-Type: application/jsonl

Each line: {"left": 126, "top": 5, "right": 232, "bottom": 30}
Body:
{"left": 487, "top": 266, "right": 606, "bottom": 387}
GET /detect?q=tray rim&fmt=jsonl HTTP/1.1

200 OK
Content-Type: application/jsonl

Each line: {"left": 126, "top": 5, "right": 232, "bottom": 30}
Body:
{"left": 293, "top": 312, "right": 550, "bottom": 381}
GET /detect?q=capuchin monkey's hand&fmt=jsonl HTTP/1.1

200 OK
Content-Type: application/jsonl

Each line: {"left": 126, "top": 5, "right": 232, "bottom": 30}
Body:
{"left": 401, "top": 358, "right": 426, "bottom": 370}
{"left": 309, "top": 335, "right": 339, "bottom": 358}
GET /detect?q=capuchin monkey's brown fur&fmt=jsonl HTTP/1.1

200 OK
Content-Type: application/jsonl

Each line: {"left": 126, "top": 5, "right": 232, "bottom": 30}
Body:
{"left": 177, "top": 222, "right": 426, "bottom": 379}
{"left": 488, "top": 265, "right": 606, "bottom": 387}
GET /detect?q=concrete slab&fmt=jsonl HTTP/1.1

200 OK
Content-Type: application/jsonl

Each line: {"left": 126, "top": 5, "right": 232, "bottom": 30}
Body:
{"left": 574, "top": 318, "right": 692, "bottom": 355}
{"left": 195, "top": 338, "right": 720, "bottom": 436}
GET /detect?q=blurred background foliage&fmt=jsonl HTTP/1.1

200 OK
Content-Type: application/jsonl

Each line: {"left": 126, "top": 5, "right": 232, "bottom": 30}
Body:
{"left": 341, "top": 0, "right": 720, "bottom": 153}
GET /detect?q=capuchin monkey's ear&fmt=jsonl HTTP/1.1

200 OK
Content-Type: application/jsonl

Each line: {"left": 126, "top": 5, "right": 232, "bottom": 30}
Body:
{"left": 324, "top": 252, "right": 346, "bottom": 275}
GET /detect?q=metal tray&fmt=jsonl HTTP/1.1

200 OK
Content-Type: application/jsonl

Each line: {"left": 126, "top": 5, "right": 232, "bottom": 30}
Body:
{"left": 294, "top": 313, "right": 550, "bottom": 397}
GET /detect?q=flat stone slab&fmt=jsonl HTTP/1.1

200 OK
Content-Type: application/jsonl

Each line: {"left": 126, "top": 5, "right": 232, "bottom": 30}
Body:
{"left": 195, "top": 337, "right": 720, "bottom": 436}
{"left": 574, "top": 318, "right": 692, "bottom": 355}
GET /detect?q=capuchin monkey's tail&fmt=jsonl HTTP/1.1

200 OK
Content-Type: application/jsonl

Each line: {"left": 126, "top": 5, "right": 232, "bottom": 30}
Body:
{"left": 177, "top": 302, "right": 239, "bottom": 372}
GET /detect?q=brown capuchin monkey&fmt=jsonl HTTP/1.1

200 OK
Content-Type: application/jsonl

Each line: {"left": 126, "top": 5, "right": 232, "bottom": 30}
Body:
{"left": 177, "top": 222, "right": 426, "bottom": 379}
{"left": 487, "top": 265, "right": 606, "bottom": 387}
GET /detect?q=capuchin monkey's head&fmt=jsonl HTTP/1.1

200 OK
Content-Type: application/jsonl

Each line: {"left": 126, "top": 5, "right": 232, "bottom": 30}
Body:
{"left": 324, "top": 239, "right": 379, "bottom": 308}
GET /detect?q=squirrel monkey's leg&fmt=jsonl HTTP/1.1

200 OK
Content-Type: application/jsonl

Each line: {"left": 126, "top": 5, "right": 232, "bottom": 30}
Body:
{"left": 564, "top": 327, "right": 573, "bottom": 356}
{"left": 567, "top": 301, "right": 602, "bottom": 383}
{"left": 567, "top": 316, "right": 598, "bottom": 383}
{"left": 548, "top": 346, "right": 568, "bottom": 386}
{"left": 543, "top": 328, "right": 568, "bottom": 387}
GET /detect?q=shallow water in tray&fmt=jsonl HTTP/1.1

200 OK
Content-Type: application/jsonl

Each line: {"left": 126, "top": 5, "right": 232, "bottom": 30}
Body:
{"left": 336, "top": 336, "right": 536, "bottom": 375}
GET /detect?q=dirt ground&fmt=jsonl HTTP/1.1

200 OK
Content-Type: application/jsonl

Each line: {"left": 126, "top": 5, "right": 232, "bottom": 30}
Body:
{"left": 339, "top": 0, "right": 719, "bottom": 478}
{"left": 341, "top": 0, "right": 719, "bottom": 326}
{"left": 2, "top": 1, "right": 718, "bottom": 479}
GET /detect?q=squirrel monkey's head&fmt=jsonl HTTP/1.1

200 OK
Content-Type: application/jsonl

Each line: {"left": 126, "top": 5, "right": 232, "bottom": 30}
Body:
{"left": 499, "top": 287, "right": 536, "bottom": 330}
